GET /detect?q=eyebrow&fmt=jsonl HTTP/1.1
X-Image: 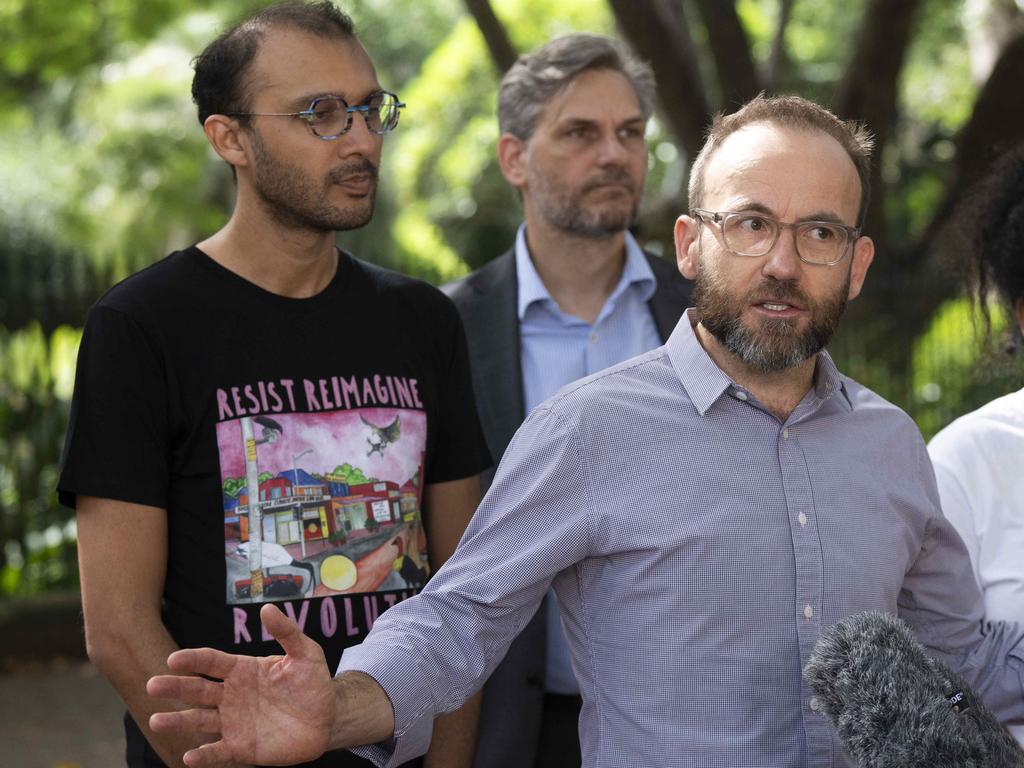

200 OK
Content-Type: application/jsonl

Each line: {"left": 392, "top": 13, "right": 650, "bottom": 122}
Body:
{"left": 728, "top": 199, "right": 848, "bottom": 225}
{"left": 556, "top": 114, "right": 646, "bottom": 131}
{"left": 286, "top": 88, "right": 383, "bottom": 110}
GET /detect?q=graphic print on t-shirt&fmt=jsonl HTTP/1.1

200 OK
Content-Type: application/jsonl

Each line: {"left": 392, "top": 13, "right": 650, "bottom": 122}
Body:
{"left": 216, "top": 407, "right": 429, "bottom": 606}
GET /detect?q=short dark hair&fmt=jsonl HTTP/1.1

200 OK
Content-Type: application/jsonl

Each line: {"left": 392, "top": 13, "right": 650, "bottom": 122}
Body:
{"left": 498, "top": 33, "right": 655, "bottom": 142}
{"left": 960, "top": 141, "right": 1024, "bottom": 346}
{"left": 688, "top": 94, "right": 874, "bottom": 227}
{"left": 191, "top": 1, "right": 356, "bottom": 126}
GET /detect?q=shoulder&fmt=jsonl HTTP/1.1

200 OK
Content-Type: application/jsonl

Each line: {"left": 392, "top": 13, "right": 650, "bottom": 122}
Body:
{"left": 350, "top": 254, "right": 445, "bottom": 301}
{"left": 82, "top": 249, "right": 208, "bottom": 341}
{"left": 536, "top": 346, "right": 678, "bottom": 426}
{"left": 349, "top": 253, "right": 460, "bottom": 316}
{"left": 95, "top": 249, "right": 200, "bottom": 316}
{"left": 840, "top": 376, "right": 930, "bottom": 454}
{"left": 348, "top": 254, "right": 466, "bottom": 347}
{"left": 929, "top": 389, "right": 1024, "bottom": 465}
{"left": 441, "top": 250, "right": 515, "bottom": 305}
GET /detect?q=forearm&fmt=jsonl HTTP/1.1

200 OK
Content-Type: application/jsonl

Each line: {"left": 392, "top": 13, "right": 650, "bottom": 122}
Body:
{"left": 327, "top": 671, "right": 396, "bottom": 751}
{"left": 88, "top": 619, "right": 212, "bottom": 768}
{"left": 424, "top": 690, "right": 482, "bottom": 768}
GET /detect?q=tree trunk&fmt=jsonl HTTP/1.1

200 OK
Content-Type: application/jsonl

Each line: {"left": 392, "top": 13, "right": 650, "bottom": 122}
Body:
{"left": 765, "top": 0, "right": 795, "bottom": 88}
{"left": 833, "top": 0, "right": 923, "bottom": 259}
{"left": 691, "top": 0, "right": 762, "bottom": 107}
{"left": 609, "top": 0, "right": 712, "bottom": 159}
{"left": 461, "top": 0, "right": 519, "bottom": 75}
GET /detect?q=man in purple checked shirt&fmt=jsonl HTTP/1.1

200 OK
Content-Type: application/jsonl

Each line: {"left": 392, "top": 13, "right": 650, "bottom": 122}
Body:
{"left": 147, "top": 94, "right": 1024, "bottom": 768}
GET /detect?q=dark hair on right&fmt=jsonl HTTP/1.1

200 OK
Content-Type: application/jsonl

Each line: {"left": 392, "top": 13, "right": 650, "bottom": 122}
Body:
{"left": 959, "top": 141, "right": 1024, "bottom": 350}
{"left": 191, "top": 1, "right": 356, "bottom": 126}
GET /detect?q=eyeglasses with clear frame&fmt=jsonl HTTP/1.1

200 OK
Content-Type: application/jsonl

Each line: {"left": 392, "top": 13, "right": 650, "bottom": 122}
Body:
{"left": 691, "top": 208, "right": 861, "bottom": 266}
{"left": 227, "top": 91, "right": 405, "bottom": 139}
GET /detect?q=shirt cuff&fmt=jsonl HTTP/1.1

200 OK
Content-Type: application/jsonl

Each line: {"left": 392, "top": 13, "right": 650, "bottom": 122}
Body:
{"left": 336, "top": 642, "right": 436, "bottom": 766}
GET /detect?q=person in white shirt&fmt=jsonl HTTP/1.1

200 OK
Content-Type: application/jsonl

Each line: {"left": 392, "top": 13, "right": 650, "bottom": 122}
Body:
{"left": 928, "top": 141, "right": 1024, "bottom": 745}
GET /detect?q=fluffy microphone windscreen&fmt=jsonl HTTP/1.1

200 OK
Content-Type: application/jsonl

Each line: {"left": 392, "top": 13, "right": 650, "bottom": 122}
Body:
{"left": 803, "top": 611, "right": 1024, "bottom": 768}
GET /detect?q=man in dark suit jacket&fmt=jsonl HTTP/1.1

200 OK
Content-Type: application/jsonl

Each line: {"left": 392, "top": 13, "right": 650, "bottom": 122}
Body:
{"left": 444, "top": 34, "right": 692, "bottom": 768}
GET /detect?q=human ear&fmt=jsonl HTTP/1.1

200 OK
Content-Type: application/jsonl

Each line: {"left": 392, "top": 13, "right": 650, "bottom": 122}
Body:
{"left": 846, "top": 235, "right": 875, "bottom": 301}
{"left": 674, "top": 215, "right": 701, "bottom": 280}
{"left": 497, "top": 133, "right": 528, "bottom": 190}
{"left": 203, "top": 115, "right": 250, "bottom": 169}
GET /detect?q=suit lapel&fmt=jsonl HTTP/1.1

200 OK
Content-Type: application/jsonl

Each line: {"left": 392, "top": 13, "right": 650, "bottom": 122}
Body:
{"left": 644, "top": 251, "right": 692, "bottom": 342}
{"left": 462, "top": 252, "right": 526, "bottom": 464}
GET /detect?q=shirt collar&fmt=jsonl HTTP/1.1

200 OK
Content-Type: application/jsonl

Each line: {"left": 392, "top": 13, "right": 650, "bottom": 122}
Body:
{"left": 515, "top": 224, "right": 657, "bottom": 321}
{"left": 666, "top": 309, "right": 852, "bottom": 415}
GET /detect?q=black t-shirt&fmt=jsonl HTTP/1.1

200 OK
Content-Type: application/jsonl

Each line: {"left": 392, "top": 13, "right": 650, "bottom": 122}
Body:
{"left": 59, "top": 246, "right": 490, "bottom": 766}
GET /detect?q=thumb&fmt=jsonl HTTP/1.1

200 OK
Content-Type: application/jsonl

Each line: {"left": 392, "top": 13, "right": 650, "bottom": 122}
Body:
{"left": 260, "top": 603, "right": 311, "bottom": 658}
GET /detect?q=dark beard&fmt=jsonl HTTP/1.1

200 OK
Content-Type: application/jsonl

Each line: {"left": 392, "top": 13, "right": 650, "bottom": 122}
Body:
{"left": 251, "top": 133, "right": 377, "bottom": 233}
{"left": 694, "top": 268, "right": 850, "bottom": 373}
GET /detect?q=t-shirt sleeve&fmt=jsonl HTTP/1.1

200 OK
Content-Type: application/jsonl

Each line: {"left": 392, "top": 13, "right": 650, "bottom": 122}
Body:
{"left": 424, "top": 298, "right": 491, "bottom": 484}
{"left": 57, "top": 304, "right": 170, "bottom": 509}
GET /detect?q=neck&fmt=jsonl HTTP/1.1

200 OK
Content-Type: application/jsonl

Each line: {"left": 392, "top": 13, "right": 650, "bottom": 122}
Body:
{"left": 694, "top": 321, "right": 816, "bottom": 422}
{"left": 523, "top": 216, "right": 629, "bottom": 324}
{"left": 199, "top": 204, "right": 339, "bottom": 299}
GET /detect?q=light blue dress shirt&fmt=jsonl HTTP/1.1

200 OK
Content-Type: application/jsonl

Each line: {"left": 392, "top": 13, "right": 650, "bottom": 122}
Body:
{"left": 340, "top": 310, "right": 1024, "bottom": 768}
{"left": 515, "top": 224, "right": 662, "bottom": 695}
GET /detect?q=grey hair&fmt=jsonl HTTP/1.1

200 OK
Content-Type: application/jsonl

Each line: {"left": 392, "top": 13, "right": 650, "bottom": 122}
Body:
{"left": 498, "top": 33, "right": 656, "bottom": 142}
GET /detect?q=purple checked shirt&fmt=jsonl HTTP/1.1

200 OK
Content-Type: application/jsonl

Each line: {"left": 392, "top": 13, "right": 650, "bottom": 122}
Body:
{"left": 339, "top": 310, "right": 1024, "bottom": 767}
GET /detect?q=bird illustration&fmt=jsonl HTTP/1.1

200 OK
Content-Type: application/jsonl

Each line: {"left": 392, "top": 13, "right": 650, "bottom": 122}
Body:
{"left": 361, "top": 414, "right": 401, "bottom": 457}
{"left": 253, "top": 415, "right": 284, "bottom": 444}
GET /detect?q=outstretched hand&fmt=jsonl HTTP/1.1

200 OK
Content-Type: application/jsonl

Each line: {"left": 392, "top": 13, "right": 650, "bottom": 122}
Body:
{"left": 148, "top": 603, "right": 335, "bottom": 767}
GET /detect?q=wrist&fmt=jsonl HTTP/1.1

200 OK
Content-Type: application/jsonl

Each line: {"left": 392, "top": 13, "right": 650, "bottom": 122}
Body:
{"left": 329, "top": 671, "right": 396, "bottom": 750}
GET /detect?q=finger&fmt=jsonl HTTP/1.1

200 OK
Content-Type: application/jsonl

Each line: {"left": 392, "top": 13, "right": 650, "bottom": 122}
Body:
{"left": 147, "top": 674, "right": 222, "bottom": 707}
{"left": 182, "top": 740, "right": 238, "bottom": 768}
{"left": 260, "top": 603, "right": 311, "bottom": 658}
{"left": 166, "top": 646, "right": 241, "bottom": 680}
{"left": 150, "top": 707, "right": 221, "bottom": 735}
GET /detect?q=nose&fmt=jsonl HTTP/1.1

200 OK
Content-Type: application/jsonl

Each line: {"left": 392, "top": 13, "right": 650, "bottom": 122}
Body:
{"left": 337, "top": 109, "right": 380, "bottom": 157}
{"left": 595, "top": 131, "right": 630, "bottom": 166}
{"left": 761, "top": 226, "right": 802, "bottom": 281}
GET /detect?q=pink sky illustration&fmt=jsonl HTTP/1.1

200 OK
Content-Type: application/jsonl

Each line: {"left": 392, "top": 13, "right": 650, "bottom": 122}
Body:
{"left": 215, "top": 408, "right": 426, "bottom": 487}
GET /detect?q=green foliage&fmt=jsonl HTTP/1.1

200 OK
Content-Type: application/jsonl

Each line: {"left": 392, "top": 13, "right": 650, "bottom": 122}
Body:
{"left": 386, "top": 0, "right": 615, "bottom": 278}
{"left": 910, "top": 297, "right": 1019, "bottom": 439}
{"left": 331, "top": 463, "right": 370, "bottom": 485}
{"left": 0, "top": 0, "right": 1015, "bottom": 599}
{"left": 0, "top": 324, "right": 82, "bottom": 596}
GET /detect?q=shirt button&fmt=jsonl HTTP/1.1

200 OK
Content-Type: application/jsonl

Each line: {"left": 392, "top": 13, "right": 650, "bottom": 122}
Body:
{"left": 798, "top": 512, "right": 807, "bottom": 527}
{"left": 804, "top": 604, "right": 813, "bottom": 619}
{"left": 589, "top": 332, "right": 598, "bottom": 342}
{"left": 734, "top": 390, "right": 748, "bottom": 401}
{"left": 782, "top": 428, "right": 790, "bottom": 439}
{"left": 810, "top": 697, "right": 821, "bottom": 712}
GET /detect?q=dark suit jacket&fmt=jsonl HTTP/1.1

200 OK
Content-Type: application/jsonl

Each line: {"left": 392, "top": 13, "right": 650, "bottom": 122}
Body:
{"left": 443, "top": 248, "right": 692, "bottom": 768}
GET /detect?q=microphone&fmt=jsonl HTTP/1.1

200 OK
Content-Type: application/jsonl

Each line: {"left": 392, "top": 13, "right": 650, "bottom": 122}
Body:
{"left": 803, "top": 611, "right": 1024, "bottom": 768}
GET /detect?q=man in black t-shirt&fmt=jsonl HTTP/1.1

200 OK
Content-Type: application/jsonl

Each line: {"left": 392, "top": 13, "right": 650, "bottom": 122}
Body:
{"left": 57, "top": 4, "right": 490, "bottom": 767}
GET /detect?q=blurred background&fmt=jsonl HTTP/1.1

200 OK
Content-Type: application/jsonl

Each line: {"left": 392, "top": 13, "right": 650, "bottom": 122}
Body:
{"left": 1, "top": 0, "right": 1022, "bottom": 763}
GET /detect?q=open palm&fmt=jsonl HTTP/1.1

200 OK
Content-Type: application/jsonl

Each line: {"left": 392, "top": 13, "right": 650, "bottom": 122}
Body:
{"left": 149, "top": 604, "right": 335, "bottom": 767}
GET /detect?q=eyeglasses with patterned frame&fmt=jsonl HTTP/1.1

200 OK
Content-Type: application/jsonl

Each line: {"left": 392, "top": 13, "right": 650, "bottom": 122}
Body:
{"left": 227, "top": 91, "right": 405, "bottom": 140}
{"left": 691, "top": 208, "right": 861, "bottom": 266}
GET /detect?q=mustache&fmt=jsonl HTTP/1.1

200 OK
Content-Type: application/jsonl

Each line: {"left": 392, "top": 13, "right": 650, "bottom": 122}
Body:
{"left": 581, "top": 169, "right": 635, "bottom": 193}
{"left": 749, "top": 279, "right": 810, "bottom": 307}
{"left": 328, "top": 159, "right": 378, "bottom": 184}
